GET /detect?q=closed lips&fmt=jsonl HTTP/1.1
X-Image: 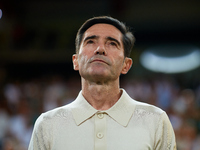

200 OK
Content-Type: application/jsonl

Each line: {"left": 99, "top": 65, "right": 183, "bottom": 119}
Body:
{"left": 89, "top": 56, "right": 111, "bottom": 65}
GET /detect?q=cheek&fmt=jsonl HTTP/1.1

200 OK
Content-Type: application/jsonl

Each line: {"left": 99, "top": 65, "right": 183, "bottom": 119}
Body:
{"left": 115, "top": 55, "right": 126, "bottom": 70}
{"left": 115, "top": 53, "right": 125, "bottom": 64}
{"left": 78, "top": 53, "right": 89, "bottom": 66}
{"left": 79, "top": 45, "right": 93, "bottom": 57}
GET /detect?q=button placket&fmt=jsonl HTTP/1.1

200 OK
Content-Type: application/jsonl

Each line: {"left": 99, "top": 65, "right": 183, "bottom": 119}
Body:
{"left": 94, "top": 112, "right": 106, "bottom": 150}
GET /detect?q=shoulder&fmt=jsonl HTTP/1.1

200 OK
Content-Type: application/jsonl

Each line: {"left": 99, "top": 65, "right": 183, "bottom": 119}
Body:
{"left": 133, "top": 100, "right": 164, "bottom": 115}
{"left": 122, "top": 89, "right": 164, "bottom": 115}
{"left": 35, "top": 102, "right": 74, "bottom": 127}
{"left": 131, "top": 100, "right": 171, "bottom": 126}
{"left": 131, "top": 100, "right": 171, "bottom": 129}
{"left": 122, "top": 89, "right": 165, "bottom": 118}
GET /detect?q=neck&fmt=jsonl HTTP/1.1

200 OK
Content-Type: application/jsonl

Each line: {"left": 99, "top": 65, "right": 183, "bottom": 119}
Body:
{"left": 81, "top": 78, "right": 122, "bottom": 110}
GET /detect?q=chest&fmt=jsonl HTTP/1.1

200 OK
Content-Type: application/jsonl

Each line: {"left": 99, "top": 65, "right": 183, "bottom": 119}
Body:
{"left": 50, "top": 115, "right": 155, "bottom": 150}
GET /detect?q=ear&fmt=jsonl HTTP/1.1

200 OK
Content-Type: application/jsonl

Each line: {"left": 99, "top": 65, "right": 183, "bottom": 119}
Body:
{"left": 121, "top": 57, "right": 132, "bottom": 74}
{"left": 72, "top": 54, "right": 79, "bottom": 71}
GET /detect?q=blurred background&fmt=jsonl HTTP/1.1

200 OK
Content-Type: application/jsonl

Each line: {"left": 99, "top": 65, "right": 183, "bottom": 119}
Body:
{"left": 0, "top": 0, "right": 200, "bottom": 149}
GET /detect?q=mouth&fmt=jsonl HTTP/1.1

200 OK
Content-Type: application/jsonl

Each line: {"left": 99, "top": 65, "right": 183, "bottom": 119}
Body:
{"left": 91, "top": 59, "right": 107, "bottom": 64}
{"left": 89, "top": 56, "right": 110, "bottom": 65}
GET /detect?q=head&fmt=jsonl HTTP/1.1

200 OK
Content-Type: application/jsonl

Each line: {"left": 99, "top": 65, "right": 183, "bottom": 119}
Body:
{"left": 73, "top": 16, "right": 134, "bottom": 84}
{"left": 75, "top": 16, "right": 135, "bottom": 58}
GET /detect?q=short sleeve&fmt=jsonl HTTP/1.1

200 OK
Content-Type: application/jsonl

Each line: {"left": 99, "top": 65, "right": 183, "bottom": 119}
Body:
{"left": 154, "top": 112, "right": 177, "bottom": 150}
{"left": 28, "top": 114, "right": 49, "bottom": 150}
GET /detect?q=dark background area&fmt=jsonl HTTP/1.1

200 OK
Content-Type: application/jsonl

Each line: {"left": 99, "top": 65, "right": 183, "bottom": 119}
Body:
{"left": 0, "top": 0, "right": 200, "bottom": 81}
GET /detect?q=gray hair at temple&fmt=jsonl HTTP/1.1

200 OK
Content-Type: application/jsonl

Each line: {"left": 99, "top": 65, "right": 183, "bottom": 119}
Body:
{"left": 75, "top": 16, "right": 135, "bottom": 57}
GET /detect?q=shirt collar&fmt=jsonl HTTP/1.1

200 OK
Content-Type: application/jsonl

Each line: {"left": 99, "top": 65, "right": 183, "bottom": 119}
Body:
{"left": 71, "top": 91, "right": 98, "bottom": 126}
{"left": 105, "top": 89, "right": 136, "bottom": 127}
{"left": 71, "top": 89, "right": 135, "bottom": 127}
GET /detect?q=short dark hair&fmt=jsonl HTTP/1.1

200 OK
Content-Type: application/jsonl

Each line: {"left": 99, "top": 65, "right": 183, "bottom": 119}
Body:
{"left": 75, "top": 16, "right": 135, "bottom": 57}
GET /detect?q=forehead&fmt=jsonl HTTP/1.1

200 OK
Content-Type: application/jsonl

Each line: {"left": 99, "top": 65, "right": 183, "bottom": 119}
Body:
{"left": 83, "top": 23, "right": 123, "bottom": 41}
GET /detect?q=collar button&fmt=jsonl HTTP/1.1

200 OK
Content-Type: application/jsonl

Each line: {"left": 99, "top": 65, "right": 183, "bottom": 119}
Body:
{"left": 97, "top": 113, "right": 104, "bottom": 119}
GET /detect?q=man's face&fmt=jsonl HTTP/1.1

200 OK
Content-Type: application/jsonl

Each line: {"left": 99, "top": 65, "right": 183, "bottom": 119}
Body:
{"left": 73, "top": 23, "right": 132, "bottom": 83}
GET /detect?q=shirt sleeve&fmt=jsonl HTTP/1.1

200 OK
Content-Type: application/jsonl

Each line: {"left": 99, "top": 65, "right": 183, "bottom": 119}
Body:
{"left": 154, "top": 112, "right": 177, "bottom": 150}
{"left": 28, "top": 114, "right": 49, "bottom": 150}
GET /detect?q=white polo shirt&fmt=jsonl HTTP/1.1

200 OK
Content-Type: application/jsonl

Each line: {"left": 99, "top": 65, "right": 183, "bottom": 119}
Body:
{"left": 28, "top": 89, "right": 176, "bottom": 150}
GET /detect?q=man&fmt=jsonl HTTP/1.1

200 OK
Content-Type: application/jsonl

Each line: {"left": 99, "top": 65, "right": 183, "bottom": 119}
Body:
{"left": 29, "top": 16, "right": 176, "bottom": 150}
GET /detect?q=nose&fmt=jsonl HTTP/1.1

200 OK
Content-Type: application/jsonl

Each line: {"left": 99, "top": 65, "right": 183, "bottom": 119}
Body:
{"left": 94, "top": 45, "right": 107, "bottom": 55}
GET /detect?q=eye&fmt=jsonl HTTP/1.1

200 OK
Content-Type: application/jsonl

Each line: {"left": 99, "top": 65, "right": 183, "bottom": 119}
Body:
{"left": 109, "top": 41, "right": 117, "bottom": 47}
{"left": 87, "top": 40, "right": 94, "bottom": 44}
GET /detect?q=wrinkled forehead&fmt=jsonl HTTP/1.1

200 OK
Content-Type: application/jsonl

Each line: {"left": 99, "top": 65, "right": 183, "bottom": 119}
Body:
{"left": 82, "top": 23, "right": 123, "bottom": 42}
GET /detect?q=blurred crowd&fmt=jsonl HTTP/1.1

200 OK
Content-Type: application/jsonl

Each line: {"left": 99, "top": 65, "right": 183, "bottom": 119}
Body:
{"left": 0, "top": 74, "right": 200, "bottom": 150}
